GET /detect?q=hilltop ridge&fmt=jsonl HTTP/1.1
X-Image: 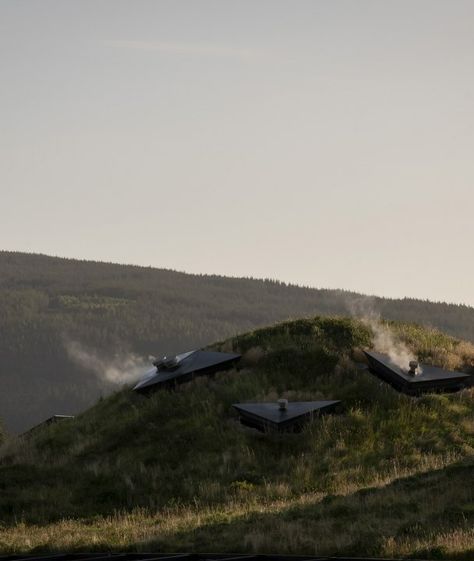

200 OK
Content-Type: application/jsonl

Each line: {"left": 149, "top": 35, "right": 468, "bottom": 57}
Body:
{"left": 2, "top": 251, "right": 474, "bottom": 433}
{"left": 0, "top": 316, "right": 473, "bottom": 559}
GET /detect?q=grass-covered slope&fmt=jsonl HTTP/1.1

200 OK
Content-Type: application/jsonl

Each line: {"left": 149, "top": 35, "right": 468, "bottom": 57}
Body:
{"left": 3, "top": 250, "right": 474, "bottom": 433}
{"left": 0, "top": 317, "right": 473, "bottom": 559}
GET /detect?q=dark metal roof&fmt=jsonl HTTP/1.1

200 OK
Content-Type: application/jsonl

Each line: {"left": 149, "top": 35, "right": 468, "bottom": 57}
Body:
{"left": 364, "top": 351, "right": 472, "bottom": 395}
{"left": 133, "top": 350, "right": 241, "bottom": 392}
{"left": 21, "top": 414, "right": 75, "bottom": 437}
{"left": 233, "top": 400, "right": 341, "bottom": 431}
{"left": 0, "top": 553, "right": 431, "bottom": 561}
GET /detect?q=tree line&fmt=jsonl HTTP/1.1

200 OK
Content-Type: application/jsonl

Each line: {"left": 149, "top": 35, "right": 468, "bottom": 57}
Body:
{"left": 1, "top": 250, "right": 474, "bottom": 433}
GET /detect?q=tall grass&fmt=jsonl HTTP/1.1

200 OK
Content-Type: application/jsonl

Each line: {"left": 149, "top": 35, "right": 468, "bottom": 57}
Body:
{"left": 0, "top": 316, "right": 473, "bottom": 558}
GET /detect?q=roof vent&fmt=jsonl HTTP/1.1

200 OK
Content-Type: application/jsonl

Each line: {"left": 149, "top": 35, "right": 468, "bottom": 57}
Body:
{"left": 278, "top": 398, "right": 288, "bottom": 411}
{"left": 408, "top": 360, "right": 419, "bottom": 376}
{"left": 163, "top": 356, "right": 179, "bottom": 369}
{"left": 153, "top": 355, "right": 179, "bottom": 370}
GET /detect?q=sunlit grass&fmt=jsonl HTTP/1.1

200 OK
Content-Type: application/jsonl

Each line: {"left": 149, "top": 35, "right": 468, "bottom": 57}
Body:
{"left": 0, "top": 316, "right": 473, "bottom": 558}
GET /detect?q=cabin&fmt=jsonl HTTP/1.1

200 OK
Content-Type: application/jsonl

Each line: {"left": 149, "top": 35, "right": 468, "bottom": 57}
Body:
{"left": 22, "top": 414, "right": 74, "bottom": 437}
{"left": 233, "top": 399, "right": 341, "bottom": 432}
{"left": 364, "top": 351, "right": 472, "bottom": 395}
{"left": 133, "top": 349, "right": 241, "bottom": 393}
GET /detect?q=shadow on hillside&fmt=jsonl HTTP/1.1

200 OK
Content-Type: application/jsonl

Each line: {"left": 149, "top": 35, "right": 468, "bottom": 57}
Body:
{"left": 133, "top": 459, "right": 474, "bottom": 559}
{"left": 11, "top": 460, "right": 473, "bottom": 560}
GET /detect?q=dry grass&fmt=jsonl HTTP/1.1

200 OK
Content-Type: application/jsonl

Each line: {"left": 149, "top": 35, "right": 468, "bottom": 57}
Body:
{"left": 241, "top": 346, "right": 267, "bottom": 367}
{"left": 0, "top": 456, "right": 472, "bottom": 558}
{"left": 1, "top": 317, "right": 473, "bottom": 558}
{"left": 383, "top": 527, "right": 474, "bottom": 560}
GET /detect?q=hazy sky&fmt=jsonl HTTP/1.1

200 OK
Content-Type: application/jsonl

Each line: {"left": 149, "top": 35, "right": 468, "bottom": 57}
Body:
{"left": 1, "top": 1, "right": 473, "bottom": 305}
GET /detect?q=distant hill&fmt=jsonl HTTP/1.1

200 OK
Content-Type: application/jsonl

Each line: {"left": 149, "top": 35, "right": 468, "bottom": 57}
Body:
{"left": 1, "top": 250, "right": 474, "bottom": 433}
{"left": 0, "top": 317, "right": 473, "bottom": 558}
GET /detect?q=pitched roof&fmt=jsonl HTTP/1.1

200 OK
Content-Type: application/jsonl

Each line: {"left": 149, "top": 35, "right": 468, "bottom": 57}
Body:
{"left": 133, "top": 349, "right": 241, "bottom": 392}
{"left": 233, "top": 400, "right": 341, "bottom": 431}
{"left": 21, "top": 414, "right": 75, "bottom": 437}
{"left": 364, "top": 351, "right": 472, "bottom": 394}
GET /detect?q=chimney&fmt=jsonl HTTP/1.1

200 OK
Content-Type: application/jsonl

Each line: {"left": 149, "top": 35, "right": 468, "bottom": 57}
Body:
{"left": 408, "top": 360, "right": 419, "bottom": 376}
{"left": 278, "top": 398, "right": 288, "bottom": 411}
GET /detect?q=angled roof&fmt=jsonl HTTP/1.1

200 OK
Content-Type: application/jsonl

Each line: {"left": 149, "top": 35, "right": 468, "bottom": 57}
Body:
{"left": 233, "top": 400, "right": 341, "bottom": 431}
{"left": 133, "top": 349, "right": 241, "bottom": 392}
{"left": 364, "top": 351, "right": 472, "bottom": 393}
{"left": 21, "top": 414, "right": 75, "bottom": 437}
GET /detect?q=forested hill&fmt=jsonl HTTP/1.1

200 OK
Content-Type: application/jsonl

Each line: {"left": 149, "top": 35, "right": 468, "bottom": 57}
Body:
{"left": 1, "top": 250, "right": 474, "bottom": 433}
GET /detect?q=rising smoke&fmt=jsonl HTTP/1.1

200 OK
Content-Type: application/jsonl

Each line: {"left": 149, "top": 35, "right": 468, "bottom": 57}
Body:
{"left": 346, "top": 297, "right": 421, "bottom": 373}
{"left": 65, "top": 340, "right": 150, "bottom": 385}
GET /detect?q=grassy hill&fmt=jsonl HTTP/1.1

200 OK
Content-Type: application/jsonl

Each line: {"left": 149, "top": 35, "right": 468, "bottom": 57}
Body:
{"left": 0, "top": 316, "right": 473, "bottom": 559}
{"left": 2, "top": 250, "right": 474, "bottom": 434}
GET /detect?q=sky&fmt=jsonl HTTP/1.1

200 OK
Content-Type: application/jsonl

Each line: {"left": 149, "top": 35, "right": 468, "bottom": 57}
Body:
{"left": 1, "top": 1, "right": 473, "bottom": 305}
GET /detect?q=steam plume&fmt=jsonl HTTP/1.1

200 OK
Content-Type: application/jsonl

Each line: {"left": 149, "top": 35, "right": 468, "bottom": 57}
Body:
{"left": 65, "top": 340, "right": 149, "bottom": 385}
{"left": 346, "top": 297, "right": 421, "bottom": 373}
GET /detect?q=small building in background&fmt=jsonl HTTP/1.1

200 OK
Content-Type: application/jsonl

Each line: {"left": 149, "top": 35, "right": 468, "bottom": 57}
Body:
{"left": 364, "top": 350, "right": 472, "bottom": 395}
{"left": 133, "top": 349, "right": 241, "bottom": 393}
{"left": 233, "top": 399, "right": 341, "bottom": 432}
{"left": 22, "top": 414, "right": 75, "bottom": 437}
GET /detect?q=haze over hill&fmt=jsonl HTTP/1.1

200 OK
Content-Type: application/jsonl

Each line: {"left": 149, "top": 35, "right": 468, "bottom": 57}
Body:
{"left": 3, "top": 1, "right": 474, "bottom": 308}
{"left": 1, "top": 250, "right": 474, "bottom": 433}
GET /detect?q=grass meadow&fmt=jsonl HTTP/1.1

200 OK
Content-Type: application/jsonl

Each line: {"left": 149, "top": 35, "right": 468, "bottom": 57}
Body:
{"left": 0, "top": 317, "right": 473, "bottom": 558}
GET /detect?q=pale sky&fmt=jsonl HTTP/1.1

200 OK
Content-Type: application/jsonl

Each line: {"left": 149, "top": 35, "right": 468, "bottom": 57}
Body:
{"left": 1, "top": 1, "right": 473, "bottom": 305}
